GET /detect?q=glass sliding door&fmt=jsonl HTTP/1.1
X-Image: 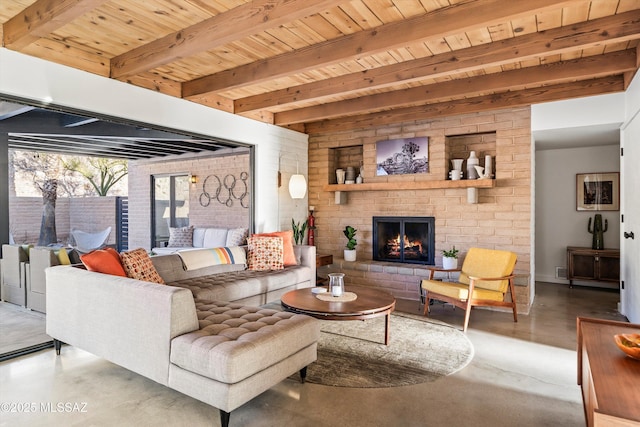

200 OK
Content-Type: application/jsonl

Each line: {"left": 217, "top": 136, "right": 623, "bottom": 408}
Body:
{"left": 151, "top": 174, "right": 190, "bottom": 248}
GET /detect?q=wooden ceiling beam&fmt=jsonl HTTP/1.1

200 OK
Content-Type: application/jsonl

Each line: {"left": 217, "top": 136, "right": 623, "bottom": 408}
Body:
{"left": 183, "top": 0, "right": 579, "bottom": 97}
{"left": 304, "top": 76, "right": 625, "bottom": 134}
{"left": 276, "top": 49, "right": 637, "bottom": 125}
{"left": 122, "top": 72, "right": 183, "bottom": 98}
{"left": 235, "top": 10, "right": 640, "bottom": 113}
{"left": 110, "top": 0, "right": 347, "bottom": 80}
{"left": 2, "top": 0, "right": 109, "bottom": 49}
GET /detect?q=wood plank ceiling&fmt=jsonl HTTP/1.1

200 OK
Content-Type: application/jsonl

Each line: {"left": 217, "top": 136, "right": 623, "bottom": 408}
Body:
{"left": 1, "top": 0, "right": 639, "bottom": 134}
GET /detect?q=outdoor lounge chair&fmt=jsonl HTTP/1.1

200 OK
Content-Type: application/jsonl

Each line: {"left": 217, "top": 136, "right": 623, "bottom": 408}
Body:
{"left": 71, "top": 227, "right": 111, "bottom": 253}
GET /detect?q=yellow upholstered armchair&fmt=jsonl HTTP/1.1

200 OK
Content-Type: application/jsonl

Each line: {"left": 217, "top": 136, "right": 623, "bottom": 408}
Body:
{"left": 421, "top": 247, "right": 518, "bottom": 332}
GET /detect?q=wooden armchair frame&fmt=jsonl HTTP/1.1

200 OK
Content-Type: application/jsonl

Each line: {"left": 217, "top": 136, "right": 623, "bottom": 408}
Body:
{"left": 421, "top": 249, "right": 518, "bottom": 332}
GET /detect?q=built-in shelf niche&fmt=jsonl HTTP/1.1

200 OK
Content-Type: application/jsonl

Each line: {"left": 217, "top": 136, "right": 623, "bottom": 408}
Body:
{"left": 446, "top": 131, "right": 497, "bottom": 180}
{"left": 328, "top": 145, "right": 363, "bottom": 184}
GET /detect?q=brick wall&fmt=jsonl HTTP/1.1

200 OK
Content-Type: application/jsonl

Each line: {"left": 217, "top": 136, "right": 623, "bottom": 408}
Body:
{"left": 128, "top": 151, "right": 251, "bottom": 250}
{"left": 9, "top": 196, "right": 117, "bottom": 245}
{"left": 308, "top": 107, "right": 532, "bottom": 312}
{"left": 69, "top": 197, "right": 118, "bottom": 246}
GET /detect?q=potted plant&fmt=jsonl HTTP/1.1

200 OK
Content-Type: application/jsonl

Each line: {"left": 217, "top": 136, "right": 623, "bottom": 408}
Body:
{"left": 343, "top": 225, "right": 357, "bottom": 261}
{"left": 441, "top": 246, "right": 459, "bottom": 270}
{"left": 291, "top": 218, "right": 307, "bottom": 245}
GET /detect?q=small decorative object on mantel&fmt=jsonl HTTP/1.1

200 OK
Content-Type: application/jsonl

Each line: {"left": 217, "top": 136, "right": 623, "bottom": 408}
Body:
{"left": 473, "top": 155, "right": 494, "bottom": 179}
{"left": 345, "top": 166, "right": 356, "bottom": 184}
{"left": 484, "top": 155, "right": 493, "bottom": 178}
{"left": 588, "top": 214, "right": 608, "bottom": 250}
{"left": 357, "top": 162, "right": 364, "bottom": 184}
{"left": 441, "top": 246, "right": 459, "bottom": 270}
{"left": 336, "top": 169, "right": 346, "bottom": 184}
{"left": 343, "top": 225, "right": 357, "bottom": 261}
{"left": 466, "top": 151, "right": 479, "bottom": 180}
{"left": 450, "top": 159, "right": 464, "bottom": 180}
{"left": 292, "top": 218, "right": 308, "bottom": 245}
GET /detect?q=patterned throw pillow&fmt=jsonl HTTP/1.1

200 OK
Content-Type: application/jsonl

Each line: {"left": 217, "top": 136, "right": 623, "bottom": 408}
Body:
{"left": 247, "top": 236, "right": 284, "bottom": 271}
{"left": 252, "top": 230, "right": 297, "bottom": 266}
{"left": 168, "top": 226, "right": 194, "bottom": 247}
{"left": 120, "top": 248, "right": 165, "bottom": 284}
{"left": 225, "top": 228, "right": 249, "bottom": 247}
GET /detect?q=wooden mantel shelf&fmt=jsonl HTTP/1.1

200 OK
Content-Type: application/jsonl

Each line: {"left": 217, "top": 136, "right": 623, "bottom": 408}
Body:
{"left": 322, "top": 179, "right": 495, "bottom": 192}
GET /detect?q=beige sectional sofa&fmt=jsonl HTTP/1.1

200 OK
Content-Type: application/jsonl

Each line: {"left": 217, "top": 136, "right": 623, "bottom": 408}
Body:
{"left": 46, "top": 245, "right": 319, "bottom": 427}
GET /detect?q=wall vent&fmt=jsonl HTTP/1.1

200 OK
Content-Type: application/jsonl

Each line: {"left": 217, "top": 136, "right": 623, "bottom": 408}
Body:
{"left": 555, "top": 267, "right": 567, "bottom": 279}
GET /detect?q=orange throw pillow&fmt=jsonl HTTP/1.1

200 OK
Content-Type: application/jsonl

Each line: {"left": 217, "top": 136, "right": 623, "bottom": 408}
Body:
{"left": 80, "top": 247, "right": 127, "bottom": 277}
{"left": 253, "top": 230, "right": 298, "bottom": 266}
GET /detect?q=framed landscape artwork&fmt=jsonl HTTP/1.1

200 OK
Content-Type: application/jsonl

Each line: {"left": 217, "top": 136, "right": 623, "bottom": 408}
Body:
{"left": 576, "top": 172, "right": 619, "bottom": 211}
{"left": 376, "top": 137, "right": 429, "bottom": 176}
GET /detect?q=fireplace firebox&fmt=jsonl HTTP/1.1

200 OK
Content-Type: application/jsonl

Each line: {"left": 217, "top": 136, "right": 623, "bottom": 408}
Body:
{"left": 373, "top": 216, "right": 435, "bottom": 265}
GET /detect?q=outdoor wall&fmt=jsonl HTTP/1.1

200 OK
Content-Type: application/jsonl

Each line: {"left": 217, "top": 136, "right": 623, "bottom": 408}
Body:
{"left": 127, "top": 151, "right": 251, "bottom": 250}
{"left": 8, "top": 196, "right": 117, "bottom": 246}
{"left": 308, "top": 107, "right": 533, "bottom": 311}
{"left": 535, "top": 145, "right": 620, "bottom": 285}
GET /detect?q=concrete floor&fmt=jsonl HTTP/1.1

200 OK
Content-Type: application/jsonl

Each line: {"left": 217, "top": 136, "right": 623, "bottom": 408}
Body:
{"left": 0, "top": 282, "right": 626, "bottom": 427}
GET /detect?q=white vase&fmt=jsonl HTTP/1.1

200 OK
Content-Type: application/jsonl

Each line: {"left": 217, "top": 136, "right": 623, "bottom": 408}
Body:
{"left": 344, "top": 249, "right": 356, "bottom": 262}
{"left": 336, "top": 169, "right": 345, "bottom": 184}
{"left": 467, "top": 151, "right": 479, "bottom": 180}
{"left": 450, "top": 158, "right": 464, "bottom": 180}
{"left": 442, "top": 256, "right": 458, "bottom": 270}
{"left": 484, "top": 155, "right": 493, "bottom": 178}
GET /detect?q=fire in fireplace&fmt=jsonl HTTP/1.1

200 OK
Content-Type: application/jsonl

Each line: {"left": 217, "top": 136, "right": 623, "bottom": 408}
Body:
{"left": 373, "top": 216, "right": 435, "bottom": 264}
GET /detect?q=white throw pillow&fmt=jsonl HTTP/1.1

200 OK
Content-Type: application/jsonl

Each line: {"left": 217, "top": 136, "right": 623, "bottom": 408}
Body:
{"left": 202, "top": 228, "right": 228, "bottom": 248}
{"left": 192, "top": 228, "right": 207, "bottom": 248}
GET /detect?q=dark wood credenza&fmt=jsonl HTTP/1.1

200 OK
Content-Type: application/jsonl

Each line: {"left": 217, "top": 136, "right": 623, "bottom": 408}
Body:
{"left": 577, "top": 317, "right": 640, "bottom": 427}
{"left": 566, "top": 247, "right": 620, "bottom": 288}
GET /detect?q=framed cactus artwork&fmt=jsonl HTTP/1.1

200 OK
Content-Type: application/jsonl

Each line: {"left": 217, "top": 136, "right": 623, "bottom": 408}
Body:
{"left": 576, "top": 172, "right": 619, "bottom": 211}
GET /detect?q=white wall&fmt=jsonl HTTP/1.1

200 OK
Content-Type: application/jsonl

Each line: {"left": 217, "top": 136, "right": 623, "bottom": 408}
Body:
{"left": 0, "top": 48, "right": 309, "bottom": 236}
{"left": 532, "top": 92, "right": 625, "bottom": 131}
{"left": 535, "top": 145, "right": 620, "bottom": 284}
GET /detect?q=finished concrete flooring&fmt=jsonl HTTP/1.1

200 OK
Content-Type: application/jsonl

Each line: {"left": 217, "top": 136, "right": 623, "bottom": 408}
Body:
{"left": 0, "top": 282, "right": 627, "bottom": 427}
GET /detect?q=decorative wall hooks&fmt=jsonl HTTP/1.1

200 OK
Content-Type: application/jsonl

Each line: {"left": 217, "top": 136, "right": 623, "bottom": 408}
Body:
{"left": 199, "top": 172, "right": 249, "bottom": 208}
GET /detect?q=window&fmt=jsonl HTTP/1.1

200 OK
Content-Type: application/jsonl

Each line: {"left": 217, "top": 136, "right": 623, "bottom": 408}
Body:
{"left": 151, "top": 174, "right": 190, "bottom": 248}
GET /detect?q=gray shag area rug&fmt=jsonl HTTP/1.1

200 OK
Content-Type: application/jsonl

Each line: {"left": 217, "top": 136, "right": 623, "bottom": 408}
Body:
{"left": 294, "top": 311, "right": 474, "bottom": 388}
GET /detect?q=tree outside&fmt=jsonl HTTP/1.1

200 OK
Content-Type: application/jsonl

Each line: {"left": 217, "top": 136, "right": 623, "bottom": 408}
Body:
{"left": 10, "top": 150, "right": 128, "bottom": 246}
{"left": 10, "top": 150, "right": 128, "bottom": 197}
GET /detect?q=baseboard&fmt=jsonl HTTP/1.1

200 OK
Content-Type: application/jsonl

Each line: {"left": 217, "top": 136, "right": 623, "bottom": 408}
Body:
{"left": 535, "top": 274, "right": 568, "bottom": 285}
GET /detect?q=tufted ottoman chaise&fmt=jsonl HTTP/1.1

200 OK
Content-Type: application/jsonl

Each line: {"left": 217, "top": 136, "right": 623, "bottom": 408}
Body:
{"left": 166, "top": 300, "right": 319, "bottom": 427}
{"left": 46, "top": 264, "right": 319, "bottom": 427}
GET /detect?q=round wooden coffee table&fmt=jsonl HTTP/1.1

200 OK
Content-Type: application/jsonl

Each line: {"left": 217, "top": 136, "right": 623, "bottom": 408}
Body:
{"left": 281, "top": 285, "right": 396, "bottom": 345}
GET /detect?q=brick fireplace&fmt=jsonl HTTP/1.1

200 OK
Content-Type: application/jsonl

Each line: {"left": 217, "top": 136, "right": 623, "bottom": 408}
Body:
{"left": 307, "top": 106, "right": 532, "bottom": 313}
